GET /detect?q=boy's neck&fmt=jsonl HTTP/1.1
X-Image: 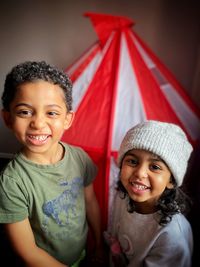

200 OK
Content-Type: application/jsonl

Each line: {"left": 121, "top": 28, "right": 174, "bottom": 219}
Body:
{"left": 21, "top": 142, "right": 65, "bottom": 165}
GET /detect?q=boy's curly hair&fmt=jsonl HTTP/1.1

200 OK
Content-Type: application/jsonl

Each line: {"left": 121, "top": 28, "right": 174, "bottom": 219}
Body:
{"left": 2, "top": 61, "right": 73, "bottom": 111}
{"left": 117, "top": 178, "right": 192, "bottom": 226}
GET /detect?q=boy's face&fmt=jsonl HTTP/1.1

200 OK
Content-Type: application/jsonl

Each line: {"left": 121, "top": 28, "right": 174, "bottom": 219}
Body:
{"left": 120, "top": 149, "right": 173, "bottom": 214}
{"left": 2, "top": 81, "right": 74, "bottom": 161}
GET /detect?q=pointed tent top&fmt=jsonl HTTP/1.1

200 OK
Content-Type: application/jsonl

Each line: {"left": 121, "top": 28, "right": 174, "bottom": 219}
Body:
{"left": 84, "top": 12, "right": 134, "bottom": 45}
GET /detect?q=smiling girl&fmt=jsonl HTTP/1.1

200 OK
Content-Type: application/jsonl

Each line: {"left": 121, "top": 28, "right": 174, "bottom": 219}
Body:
{"left": 105, "top": 120, "right": 193, "bottom": 267}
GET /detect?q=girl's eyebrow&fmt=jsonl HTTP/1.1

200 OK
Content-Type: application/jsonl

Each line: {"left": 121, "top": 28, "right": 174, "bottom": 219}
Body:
{"left": 125, "top": 151, "right": 136, "bottom": 157}
{"left": 150, "top": 153, "right": 164, "bottom": 162}
{"left": 125, "top": 151, "right": 164, "bottom": 163}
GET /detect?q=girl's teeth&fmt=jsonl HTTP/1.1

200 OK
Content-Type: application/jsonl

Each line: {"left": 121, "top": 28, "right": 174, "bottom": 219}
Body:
{"left": 131, "top": 182, "right": 148, "bottom": 190}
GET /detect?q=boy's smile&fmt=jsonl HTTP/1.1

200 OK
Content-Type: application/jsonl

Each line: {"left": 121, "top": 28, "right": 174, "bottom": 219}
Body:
{"left": 3, "top": 80, "right": 74, "bottom": 164}
{"left": 120, "top": 149, "right": 173, "bottom": 213}
{"left": 26, "top": 134, "right": 50, "bottom": 146}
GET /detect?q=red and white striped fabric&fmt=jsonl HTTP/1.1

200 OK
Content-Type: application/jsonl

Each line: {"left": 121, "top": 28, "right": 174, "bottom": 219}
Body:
{"left": 62, "top": 12, "right": 200, "bottom": 229}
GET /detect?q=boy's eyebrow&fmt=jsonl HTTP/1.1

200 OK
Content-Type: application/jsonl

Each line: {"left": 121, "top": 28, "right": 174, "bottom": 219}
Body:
{"left": 14, "top": 103, "right": 63, "bottom": 109}
{"left": 14, "top": 103, "right": 32, "bottom": 108}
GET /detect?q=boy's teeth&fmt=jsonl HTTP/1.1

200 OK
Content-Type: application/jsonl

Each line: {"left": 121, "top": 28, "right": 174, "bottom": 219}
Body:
{"left": 29, "top": 135, "right": 47, "bottom": 141}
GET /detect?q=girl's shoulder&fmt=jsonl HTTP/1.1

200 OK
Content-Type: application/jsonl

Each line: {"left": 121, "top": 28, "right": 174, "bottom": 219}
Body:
{"left": 162, "top": 213, "right": 192, "bottom": 240}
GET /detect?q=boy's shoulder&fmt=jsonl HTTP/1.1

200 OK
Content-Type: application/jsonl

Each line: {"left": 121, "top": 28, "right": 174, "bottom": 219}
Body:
{"left": 61, "top": 142, "right": 92, "bottom": 163}
{"left": 62, "top": 142, "right": 86, "bottom": 156}
{"left": 62, "top": 142, "right": 83, "bottom": 151}
{"left": 61, "top": 142, "right": 97, "bottom": 180}
{"left": 0, "top": 153, "right": 21, "bottom": 175}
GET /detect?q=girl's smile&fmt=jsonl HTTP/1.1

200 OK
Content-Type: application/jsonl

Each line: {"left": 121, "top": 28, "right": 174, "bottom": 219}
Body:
{"left": 120, "top": 149, "right": 173, "bottom": 213}
{"left": 129, "top": 180, "right": 151, "bottom": 195}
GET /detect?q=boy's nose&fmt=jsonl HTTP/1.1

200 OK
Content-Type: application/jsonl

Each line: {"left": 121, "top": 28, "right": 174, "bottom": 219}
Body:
{"left": 30, "top": 115, "right": 46, "bottom": 129}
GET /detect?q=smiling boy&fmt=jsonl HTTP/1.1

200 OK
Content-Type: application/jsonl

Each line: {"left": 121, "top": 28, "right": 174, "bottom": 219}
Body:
{"left": 0, "top": 61, "right": 103, "bottom": 267}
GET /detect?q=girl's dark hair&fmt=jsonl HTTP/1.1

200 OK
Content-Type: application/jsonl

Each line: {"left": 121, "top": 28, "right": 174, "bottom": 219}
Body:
{"left": 2, "top": 61, "right": 73, "bottom": 111}
{"left": 117, "top": 178, "right": 192, "bottom": 226}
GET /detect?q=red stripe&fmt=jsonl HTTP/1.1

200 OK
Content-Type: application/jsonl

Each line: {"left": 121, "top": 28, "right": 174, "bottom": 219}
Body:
{"left": 126, "top": 30, "right": 198, "bottom": 144}
{"left": 125, "top": 29, "right": 182, "bottom": 123}
{"left": 62, "top": 33, "right": 121, "bottom": 228}
{"left": 104, "top": 30, "right": 121, "bottom": 226}
{"left": 133, "top": 31, "right": 200, "bottom": 117}
{"left": 85, "top": 12, "right": 134, "bottom": 46}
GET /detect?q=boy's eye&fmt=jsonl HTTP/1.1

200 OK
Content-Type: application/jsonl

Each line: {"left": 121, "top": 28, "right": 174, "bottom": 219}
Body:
{"left": 47, "top": 111, "right": 59, "bottom": 116}
{"left": 16, "top": 110, "right": 32, "bottom": 117}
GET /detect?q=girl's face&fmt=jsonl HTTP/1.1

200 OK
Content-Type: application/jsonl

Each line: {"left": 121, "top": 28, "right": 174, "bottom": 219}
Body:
{"left": 2, "top": 80, "right": 74, "bottom": 164}
{"left": 120, "top": 149, "right": 173, "bottom": 214}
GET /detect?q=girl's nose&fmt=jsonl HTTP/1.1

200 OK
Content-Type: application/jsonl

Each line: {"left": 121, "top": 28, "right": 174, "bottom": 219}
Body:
{"left": 134, "top": 164, "right": 148, "bottom": 179}
{"left": 30, "top": 115, "right": 46, "bottom": 129}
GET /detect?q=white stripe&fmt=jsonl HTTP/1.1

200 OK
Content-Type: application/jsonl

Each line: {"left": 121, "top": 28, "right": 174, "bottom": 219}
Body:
{"left": 67, "top": 44, "right": 99, "bottom": 76}
{"left": 133, "top": 33, "right": 200, "bottom": 140}
{"left": 161, "top": 84, "right": 200, "bottom": 140}
{"left": 107, "top": 156, "right": 120, "bottom": 231}
{"left": 72, "top": 34, "right": 115, "bottom": 111}
{"left": 132, "top": 34, "right": 155, "bottom": 69}
{"left": 72, "top": 51, "right": 101, "bottom": 111}
{"left": 112, "top": 33, "right": 146, "bottom": 151}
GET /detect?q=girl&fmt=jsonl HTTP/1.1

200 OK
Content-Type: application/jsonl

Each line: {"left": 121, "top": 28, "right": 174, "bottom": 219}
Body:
{"left": 105, "top": 120, "right": 193, "bottom": 267}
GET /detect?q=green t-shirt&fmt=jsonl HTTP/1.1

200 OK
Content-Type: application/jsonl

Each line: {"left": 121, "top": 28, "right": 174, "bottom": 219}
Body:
{"left": 0, "top": 142, "right": 97, "bottom": 265}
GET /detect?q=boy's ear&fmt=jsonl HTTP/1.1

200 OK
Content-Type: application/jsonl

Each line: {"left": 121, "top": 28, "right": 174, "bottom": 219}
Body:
{"left": 1, "top": 109, "right": 12, "bottom": 129}
{"left": 64, "top": 111, "right": 75, "bottom": 130}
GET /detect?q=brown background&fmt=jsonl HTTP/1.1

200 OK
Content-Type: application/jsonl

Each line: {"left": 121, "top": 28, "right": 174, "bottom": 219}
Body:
{"left": 0, "top": 0, "right": 199, "bottom": 153}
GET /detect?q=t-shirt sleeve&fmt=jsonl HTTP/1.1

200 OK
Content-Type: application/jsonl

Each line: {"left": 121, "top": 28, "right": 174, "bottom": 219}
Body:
{"left": 76, "top": 147, "right": 98, "bottom": 186}
{"left": 0, "top": 174, "right": 29, "bottom": 223}
{"left": 144, "top": 228, "right": 193, "bottom": 267}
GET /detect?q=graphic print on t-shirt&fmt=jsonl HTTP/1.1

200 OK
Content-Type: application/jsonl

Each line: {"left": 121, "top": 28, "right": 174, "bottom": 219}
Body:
{"left": 41, "top": 177, "right": 83, "bottom": 239}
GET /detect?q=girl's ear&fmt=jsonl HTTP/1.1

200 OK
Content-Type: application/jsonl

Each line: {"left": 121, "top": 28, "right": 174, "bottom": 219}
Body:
{"left": 166, "top": 176, "right": 175, "bottom": 189}
{"left": 1, "top": 109, "right": 12, "bottom": 129}
{"left": 166, "top": 182, "right": 174, "bottom": 189}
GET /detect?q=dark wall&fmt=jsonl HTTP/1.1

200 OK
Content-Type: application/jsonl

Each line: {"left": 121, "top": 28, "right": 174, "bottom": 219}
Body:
{"left": 0, "top": 0, "right": 199, "bottom": 153}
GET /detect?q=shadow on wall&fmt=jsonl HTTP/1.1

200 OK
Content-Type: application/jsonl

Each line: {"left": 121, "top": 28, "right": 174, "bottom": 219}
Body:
{"left": 0, "top": 155, "right": 25, "bottom": 266}
{"left": 0, "top": 116, "right": 22, "bottom": 154}
{"left": 182, "top": 139, "right": 200, "bottom": 267}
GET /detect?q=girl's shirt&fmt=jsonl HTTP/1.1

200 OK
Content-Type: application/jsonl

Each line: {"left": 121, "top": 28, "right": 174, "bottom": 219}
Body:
{"left": 109, "top": 192, "right": 193, "bottom": 267}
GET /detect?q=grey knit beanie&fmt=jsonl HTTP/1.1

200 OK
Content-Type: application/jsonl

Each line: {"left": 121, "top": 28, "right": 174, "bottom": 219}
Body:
{"left": 118, "top": 120, "right": 193, "bottom": 186}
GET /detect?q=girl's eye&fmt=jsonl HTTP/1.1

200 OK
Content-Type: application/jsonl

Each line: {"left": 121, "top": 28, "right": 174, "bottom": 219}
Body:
{"left": 124, "top": 157, "right": 138, "bottom": 166}
{"left": 16, "top": 110, "right": 32, "bottom": 117}
{"left": 150, "top": 164, "right": 161, "bottom": 171}
{"left": 130, "top": 159, "right": 138, "bottom": 165}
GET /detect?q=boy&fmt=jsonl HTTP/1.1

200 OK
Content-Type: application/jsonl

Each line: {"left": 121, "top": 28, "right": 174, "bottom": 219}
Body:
{"left": 0, "top": 61, "right": 103, "bottom": 267}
